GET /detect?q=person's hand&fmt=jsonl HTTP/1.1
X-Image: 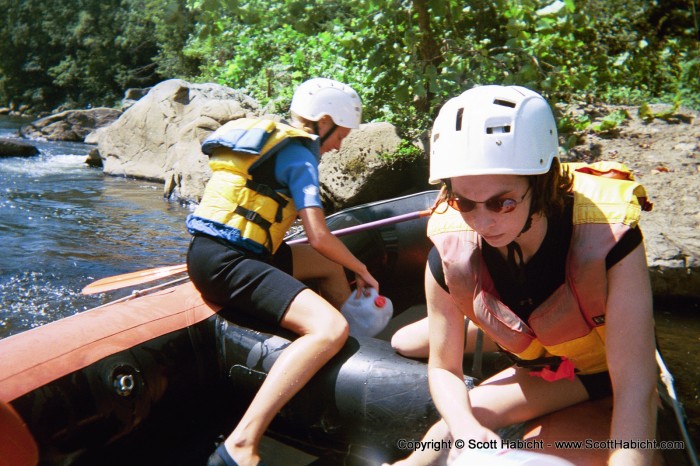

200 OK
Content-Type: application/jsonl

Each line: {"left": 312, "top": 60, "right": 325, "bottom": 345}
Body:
{"left": 448, "top": 424, "right": 501, "bottom": 464}
{"left": 353, "top": 269, "right": 379, "bottom": 297}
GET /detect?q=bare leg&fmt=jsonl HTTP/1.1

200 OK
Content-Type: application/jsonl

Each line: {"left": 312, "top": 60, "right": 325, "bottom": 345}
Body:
{"left": 391, "top": 317, "right": 498, "bottom": 358}
{"left": 469, "top": 366, "right": 589, "bottom": 429}
{"left": 222, "top": 289, "right": 349, "bottom": 466}
{"left": 387, "top": 366, "right": 590, "bottom": 466}
{"left": 390, "top": 316, "right": 431, "bottom": 358}
{"left": 291, "top": 243, "right": 351, "bottom": 308}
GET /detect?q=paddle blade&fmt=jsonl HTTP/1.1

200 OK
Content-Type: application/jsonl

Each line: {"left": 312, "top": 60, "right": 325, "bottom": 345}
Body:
{"left": 82, "top": 264, "right": 188, "bottom": 295}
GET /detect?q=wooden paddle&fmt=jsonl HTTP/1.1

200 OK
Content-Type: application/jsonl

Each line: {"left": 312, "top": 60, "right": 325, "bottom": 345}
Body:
{"left": 82, "top": 263, "right": 188, "bottom": 295}
{"left": 81, "top": 208, "right": 433, "bottom": 295}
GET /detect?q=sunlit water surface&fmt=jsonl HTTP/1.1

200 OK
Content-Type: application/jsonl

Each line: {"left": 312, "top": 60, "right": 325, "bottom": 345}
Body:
{"left": 0, "top": 116, "right": 192, "bottom": 337}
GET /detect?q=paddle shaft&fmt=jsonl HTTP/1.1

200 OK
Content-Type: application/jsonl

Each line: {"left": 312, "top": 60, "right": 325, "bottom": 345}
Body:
{"left": 287, "top": 208, "right": 431, "bottom": 245}
{"left": 656, "top": 349, "right": 700, "bottom": 466}
{"left": 82, "top": 208, "right": 432, "bottom": 295}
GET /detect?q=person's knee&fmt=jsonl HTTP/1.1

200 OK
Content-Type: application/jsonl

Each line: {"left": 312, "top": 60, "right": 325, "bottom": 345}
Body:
{"left": 284, "top": 289, "right": 349, "bottom": 348}
{"left": 390, "top": 331, "right": 408, "bottom": 354}
{"left": 331, "top": 313, "right": 350, "bottom": 341}
{"left": 391, "top": 331, "right": 425, "bottom": 358}
{"left": 313, "top": 312, "right": 349, "bottom": 350}
{"left": 390, "top": 324, "right": 430, "bottom": 358}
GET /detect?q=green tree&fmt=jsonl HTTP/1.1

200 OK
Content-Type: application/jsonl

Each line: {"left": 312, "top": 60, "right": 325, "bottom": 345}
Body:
{"left": 183, "top": 0, "right": 699, "bottom": 134}
{"left": 0, "top": 0, "right": 697, "bottom": 122}
{"left": 0, "top": 0, "right": 197, "bottom": 113}
{"left": 183, "top": 0, "right": 361, "bottom": 113}
{"left": 129, "top": 0, "right": 201, "bottom": 80}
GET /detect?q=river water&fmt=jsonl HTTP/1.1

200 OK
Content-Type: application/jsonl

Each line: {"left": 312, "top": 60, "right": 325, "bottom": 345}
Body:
{"left": 0, "top": 116, "right": 697, "bottom": 458}
{"left": 0, "top": 116, "right": 192, "bottom": 337}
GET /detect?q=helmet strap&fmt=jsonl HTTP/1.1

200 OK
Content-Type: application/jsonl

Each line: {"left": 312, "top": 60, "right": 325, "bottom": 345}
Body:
{"left": 518, "top": 186, "right": 535, "bottom": 236}
{"left": 507, "top": 212, "right": 533, "bottom": 282}
{"left": 318, "top": 122, "right": 338, "bottom": 145}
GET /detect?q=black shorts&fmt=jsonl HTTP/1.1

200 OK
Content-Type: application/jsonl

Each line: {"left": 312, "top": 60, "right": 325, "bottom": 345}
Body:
{"left": 578, "top": 371, "right": 612, "bottom": 401}
{"left": 186, "top": 234, "right": 307, "bottom": 325}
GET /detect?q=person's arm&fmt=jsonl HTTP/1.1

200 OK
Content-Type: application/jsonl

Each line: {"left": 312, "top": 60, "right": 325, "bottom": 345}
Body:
{"left": 297, "top": 206, "right": 378, "bottom": 293}
{"left": 425, "top": 265, "right": 499, "bottom": 443}
{"left": 274, "top": 144, "right": 378, "bottom": 293}
{"left": 605, "top": 243, "right": 657, "bottom": 465}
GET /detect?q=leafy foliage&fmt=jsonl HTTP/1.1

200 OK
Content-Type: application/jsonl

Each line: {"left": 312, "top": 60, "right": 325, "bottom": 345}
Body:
{"left": 591, "top": 109, "right": 630, "bottom": 133}
{"left": 180, "top": 0, "right": 699, "bottom": 138}
{"left": 0, "top": 0, "right": 198, "bottom": 112}
{"left": 0, "top": 0, "right": 698, "bottom": 140}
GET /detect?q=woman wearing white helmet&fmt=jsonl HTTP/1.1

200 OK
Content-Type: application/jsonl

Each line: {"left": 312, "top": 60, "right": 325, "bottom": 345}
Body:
{"left": 390, "top": 85, "right": 657, "bottom": 465}
{"left": 186, "top": 77, "right": 376, "bottom": 466}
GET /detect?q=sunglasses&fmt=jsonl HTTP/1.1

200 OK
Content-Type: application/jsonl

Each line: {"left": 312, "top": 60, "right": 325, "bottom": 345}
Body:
{"left": 447, "top": 185, "right": 531, "bottom": 214}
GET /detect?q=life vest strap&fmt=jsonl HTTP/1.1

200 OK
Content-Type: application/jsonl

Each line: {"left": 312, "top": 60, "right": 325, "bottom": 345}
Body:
{"left": 507, "top": 354, "right": 577, "bottom": 382}
{"left": 245, "top": 179, "right": 288, "bottom": 223}
{"left": 234, "top": 206, "right": 274, "bottom": 250}
{"left": 513, "top": 355, "right": 564, "bottom": 371}
{"left": 504, "top": 351, "right": 562, "bottom": 370}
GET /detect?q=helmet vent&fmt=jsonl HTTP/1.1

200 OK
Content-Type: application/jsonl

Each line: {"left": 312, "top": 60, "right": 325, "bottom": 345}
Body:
{"left": 486, "top": 125, "right": 511, "bottom": 134}
{"left": 494, "top": 99, "right": 516, "bottom": 108}
{"left": 455, "top": 108, "right": 464, "bottom": 131}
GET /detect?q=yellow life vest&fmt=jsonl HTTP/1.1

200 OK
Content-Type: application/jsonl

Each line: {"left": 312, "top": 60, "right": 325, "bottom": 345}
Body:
{"left": 189, "top": 118, "right": 317, "bottom": 255}
{"left": 427, "top": 161, "right": 651, "bottom": 375}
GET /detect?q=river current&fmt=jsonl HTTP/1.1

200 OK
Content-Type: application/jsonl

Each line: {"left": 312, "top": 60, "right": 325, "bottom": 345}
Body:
{"left": 0, "top": 116, "right": 192, "bottom": 338}
{"left": 0, "top": 115, "right": 697, "bottom": 454}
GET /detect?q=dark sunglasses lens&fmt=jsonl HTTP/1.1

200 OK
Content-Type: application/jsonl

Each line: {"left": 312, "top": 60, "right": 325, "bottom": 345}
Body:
{"left": 449, "top": 195, "right": 520, "bottom": 213}
{"left": 448, "top": 197, "right": 476, "bottom": 212}
{"left": 486, "top": 198, "right": 518, "bottom": 213}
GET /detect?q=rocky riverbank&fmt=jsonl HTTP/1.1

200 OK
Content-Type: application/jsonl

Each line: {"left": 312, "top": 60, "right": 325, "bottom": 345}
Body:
{"left": 10, "top": 79, "right": 700, "bottom": 301}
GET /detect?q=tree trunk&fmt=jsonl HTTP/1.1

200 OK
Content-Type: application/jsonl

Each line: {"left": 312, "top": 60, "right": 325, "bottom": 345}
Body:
{"left": 413, "top": 0, "right": 443, "bottom": 114}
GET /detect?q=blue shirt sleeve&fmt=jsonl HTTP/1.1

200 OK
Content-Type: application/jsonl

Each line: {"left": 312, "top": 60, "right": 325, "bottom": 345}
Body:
{"left": 274, "top": 140, "right": 323, "bottom": 210}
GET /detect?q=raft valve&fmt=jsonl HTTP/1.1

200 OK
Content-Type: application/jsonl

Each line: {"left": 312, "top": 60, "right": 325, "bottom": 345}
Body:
{"left": 114, "top": 373, "right": 135, "bottom": 396}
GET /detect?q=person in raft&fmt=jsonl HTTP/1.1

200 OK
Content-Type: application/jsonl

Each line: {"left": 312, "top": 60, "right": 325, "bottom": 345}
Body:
{"left": 185, "top": 77, "right": 379, "bottom": 466}
{"left": 389, "top": 85, "right": 657, "bottom": 465}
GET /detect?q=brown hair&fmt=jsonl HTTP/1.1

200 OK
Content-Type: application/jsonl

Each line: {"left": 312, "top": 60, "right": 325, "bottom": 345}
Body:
{"left": 528, "top": 158, "right": 574, "bottom": 218}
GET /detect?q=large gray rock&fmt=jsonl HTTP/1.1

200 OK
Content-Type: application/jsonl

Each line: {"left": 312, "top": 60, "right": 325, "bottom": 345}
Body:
{"left": 87, "top": 79, "right": 699, "bottom": 300}
{"left": 121, "top": 87, "right": 152, "bottom": 111}
{"left": 561, "top": 103, "right": 700, "bottom": 300}
{"left": 94, "top": 79, "right": 423, "bottom": 207}
{"left": 95, "top": 79, "right": 261, "bottom": 200}
{"left": 319, "top": 122, "right": 430, "bottom": 210}
{"left": 20, "top": 108, "right": 122, "bottom": 141}
{"left": 0, "top": 138, "right": 39, "bottom": 157}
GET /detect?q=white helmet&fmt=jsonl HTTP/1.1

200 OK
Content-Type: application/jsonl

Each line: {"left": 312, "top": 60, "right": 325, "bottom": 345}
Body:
{"left": 429, "top": 85, "right": 558, "bottom": 183}
{"left": 290, "top": 78, "right": 362, "bottom": 129}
